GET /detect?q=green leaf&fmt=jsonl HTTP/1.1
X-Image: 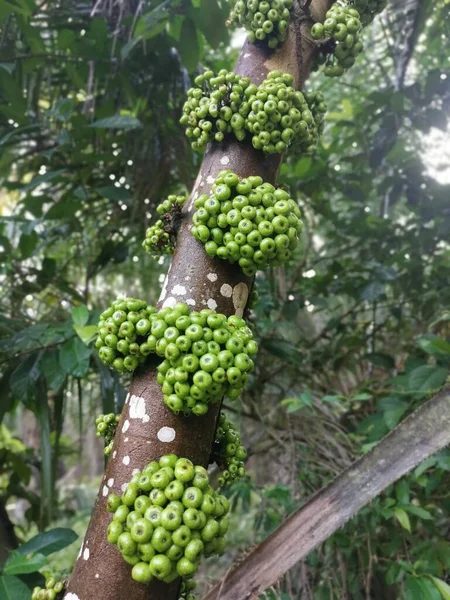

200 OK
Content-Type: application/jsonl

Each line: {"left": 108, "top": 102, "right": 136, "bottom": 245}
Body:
{"left": 18, "top": 528, "right": 78, "bottom": 557}
{"left": 10, "top": 353, "right": 41, "bottom": 401}
{"left": 0, "top": 575, "right": 31, "bottom": 600}
{"left": 395, "top": 480, "right": 410, "bottom": 505}
{"left": 89, "top": 115, "right": 143, "bottom": 130}
{"left": 430, "top": 577, "right": 450, "bottom": 600}
{"left": 3, "top": 551, "right": 47, "bottom": 574}
{"left": 44, "top": 197, "right": 81, "bottom": 220}
{"left": 394, "top": 507, "right": 411, "bottom": 532}
{"left": 402, "top": 504, "right": 433, "bottom": 520}
{"left": 95, "top": 186, "right": 132, "bottom": 201}
{"left": 408, "top": 365, "right": 448, "bottom": 394}
{"left": 59, "top": 337, "right": 92, "bottom": 377}
{"left": 71, "top": 305, "right": 89, "bottom": 326}
{"left": 19, "top": 230, "right": 38, "bottom": 258}
{"left": 414, "top": 456, "right": 437, "bottom": 478}
{"left": 417, "top": 335, "right": 450, "bottom": 358}
{"left": 51, "top": 98, "right": 73, "bottom": 122}
{"left": 74, "top": 325, "right": 97, "bottom": 345}
{"left": 41, "top": 349, "right": 66, "bottom": 392}
{"left": 23, "top": 169, "right": 66, "bottom": 192}
{"left": 178, "top": 17, "right": 200, "bottom": 72}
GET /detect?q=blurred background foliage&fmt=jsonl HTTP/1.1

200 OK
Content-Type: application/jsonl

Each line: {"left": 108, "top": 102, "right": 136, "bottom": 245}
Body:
{"left": 0, "top": 0, "right": 449, "bottom": 598}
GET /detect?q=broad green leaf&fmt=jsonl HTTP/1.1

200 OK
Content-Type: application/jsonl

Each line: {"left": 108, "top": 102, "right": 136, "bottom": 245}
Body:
{"left": 4, "top": 551, "right": 47, "bottom": 574}
{"left": 394, "top": 507, "right": 411, "bottom": 532}
{"left": 18, "top": 528, "right": 78, "bottom": 557}
{"left": 417, "top": 335, "right": 450, "bottom": 358}
{"left": 44, "top": 197, "right": 81, "bottom": 219}
{"left": 89, "top": 115, "right": 143, "bottom": 130}
{"left": 74, "top": 325, "right": 97, "bottom": 345}
{"left": 10, "top": 353, "right": 41, "bottom": 401}
{"left": 0, "top": 575, "right": 31, "bottom": 600}
{"left": 59, "top": 337, "right": 92, "bottom": 377}
{"left": 41, "top": 349, "right": 66, "bottom": 392}
{"left": 71, "top": 305, "right": 89, "bottom": 326}
{"left": 178, "top": 17, "right": 200, "bottom": 72}
{"left": 430, "top": 577, "right": 450, "bottom": 600}
{"left": 408, "top": 365, "right": 448, "bottom": 394}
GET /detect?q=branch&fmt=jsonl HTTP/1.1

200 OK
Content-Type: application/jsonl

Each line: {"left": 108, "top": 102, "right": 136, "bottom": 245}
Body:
{"left": 202, "top": 386, "right": 450, "bottom": 600}
{"left": 64, "top": 3, "right": 333, "bottom": 600}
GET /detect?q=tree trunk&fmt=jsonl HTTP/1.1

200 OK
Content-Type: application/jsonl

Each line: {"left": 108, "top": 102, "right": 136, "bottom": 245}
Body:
{"left": 65, "top": 2, "right": 332, "bottom": 599}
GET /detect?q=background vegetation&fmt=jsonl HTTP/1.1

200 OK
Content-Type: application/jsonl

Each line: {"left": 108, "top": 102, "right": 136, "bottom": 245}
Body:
{"left": 0, "top": 0, "right": 449, "bottom": 598}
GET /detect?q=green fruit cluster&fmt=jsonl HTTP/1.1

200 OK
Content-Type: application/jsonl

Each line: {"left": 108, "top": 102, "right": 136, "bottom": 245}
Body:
{"left": 95, "top": 297, "right": 156, "bottom": 373}
{"left": 155, "top": 305, "right": 257, "bottom": 416}
{"left": 143, "top": 195, "right": 186, "bottom": 258}
{"left": 191, "top": 170, "right": 302, "bottom": 276}
{"left": 95, "top": 300, "right": 258, "bottom": 414}
{"left": 351, "top": 0, "right": 386, "bottom": 25}
{"left": 180, "top": 70, "right": 251, "bottom": 151}
{"left": 311, "top": 4, "right": 363, "bottom": 78}
{"left": 32, "top": 577, "right": 65, "bottom": 600}
{"left": 95, "top": 413, "right": 120, "bottom": 456}
{"left": 211, "top": 412, "right": 248, "bottom": 487}
{"left": 245, "top": 71, "right": 321, "bottom": 154}
{"left": 289, "top": 90, "right": 326, "bottom": 156}
{"left": 106, "top": 455, "right": 229, "bottom": 586}
{"left": 229, "top": 0, "right": 293, "bottom": 48}
{"left": 180, "top": 70, "right": 325, "bottom": 155}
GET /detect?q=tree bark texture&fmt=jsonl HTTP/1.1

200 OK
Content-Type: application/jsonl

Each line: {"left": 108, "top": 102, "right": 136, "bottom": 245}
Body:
{"left": 202, "top": 386, "right": 450, "bottom": 600}
{"left": 65, "top": 2, "right": 332, "bottom": 599}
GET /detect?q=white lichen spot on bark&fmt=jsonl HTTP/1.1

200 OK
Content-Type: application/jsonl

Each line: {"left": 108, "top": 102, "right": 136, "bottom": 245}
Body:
{"left": 206, "top": 175, "right": 215, "bottom": 184}
{"left": 157, "top": 427, "right": 176, "bottom": 442}
{"left": 172, "top": 284, "right": 187, "bottom": 295}
{"left": 125, "top": 393, "right": 130, "bottom": 404}
{"left": 207, "top": 298, "right": 218, "bottom": 310}
{"left": 124, "top": 437, "right": 129, "bottom": 442}
{"left": 232, "top": 282, "right": 249, "bottom": 317}
{"left": 207, "top": 273, "right": 218, "bottom": 282}
{"left": 162, "top": 296, "right": 177, "bottom": 308}
{"left": 129, "top": 395, "right": 148, "bottom": 421}
{"left": 112, "top": 450, "right": 117, "bottom": 459}
{"left": 95, "top": 574, "right": 100, "bottom": 579}
{"left": 122, "top": 455, "right": 130, "bottom": 465}
{"left": 220, "top": 283, "right": 233, "bottom": 298}
{"left": 107, "top": 478, "right": 114, "bottom": 487}
{"left": 186, "top": 299, "right": 196, "bottom": 306}
{"left": 83, "top": 547, "right": 90, "bottom": 560}
{"left": 220, "top": 156, "right": 230, "bottom": 165}
{"left": 64, "top": 594, "right": 80, "bottom": 600}
{"left": 102, "top": 485, "right": 109, "bottom": 497}
{"left": 121, "top": 483, "right": 128, "bottom": 492}
{"left": 132, "top": 468, "right": 140, "bottom": 476}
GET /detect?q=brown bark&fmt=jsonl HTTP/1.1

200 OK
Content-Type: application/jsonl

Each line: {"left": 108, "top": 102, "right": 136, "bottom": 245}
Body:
{"left": 65, "top": 2, "right": 331, "bottom": 599}
{"left": 202, "top": 386, "right": 450, "bottom": 600}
